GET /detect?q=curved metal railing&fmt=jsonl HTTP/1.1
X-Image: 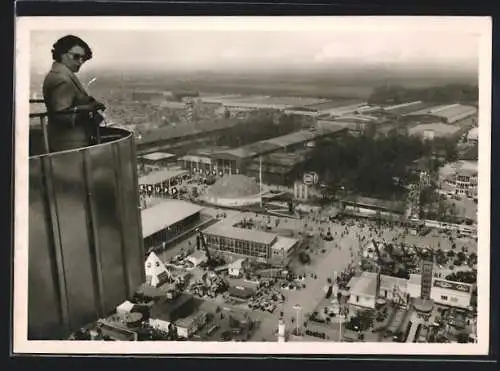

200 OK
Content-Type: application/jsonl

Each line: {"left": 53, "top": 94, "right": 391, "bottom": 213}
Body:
{"left": 29, "top": 99, "right": 111, "bottom": 155}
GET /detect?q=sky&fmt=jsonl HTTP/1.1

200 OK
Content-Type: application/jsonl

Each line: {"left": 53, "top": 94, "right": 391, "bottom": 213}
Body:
{"left": 29, "top": 27, "right": 480, "bottom": 75}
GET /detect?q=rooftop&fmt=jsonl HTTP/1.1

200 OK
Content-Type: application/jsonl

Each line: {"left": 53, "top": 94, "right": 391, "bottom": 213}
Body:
{"left": 433, "top": 279, "right": 473, "bottom": 294}
{"left": 213, "top": 124, "right": 346, "bottom": 160}
{"left": 320, "top": 103, "right": 368, "bottom": 116}
{"left": 343, "top": 196, "right": 404, "bottom": 212}
{"left": 206, "top": 174, "right": 261, "bottom": 198}
{"left": 383, "top": 101, "right": 435, "bottom": 116}
{"left": 139, "top": 168, "right": 188, "bottom": 185}
{"left": 409, "top": 274, "right": 423, "bottom": 285}
{"left": 409, "top": 123, "right": 462, "bottom": 138}
{"left": 467, "top": 127, "right": 479, "bottom": 140}
{"left": 384, "top": 101, "right": 423, "bottom": 111}
{"left": 150, "top": 293, "right": 195, "bottom": 322}
{"left": 137, "top": 118, "right": 241, "bottom": 145}
{"left": 460, "top": 144, "right": 478, "bottom": 161}
{"left": 141, "top": 152, "right": 177, "bottom": 161}
{"left": 380, "top": 274, "right": 408, "bottom": 291}
{"left": 203, "top": 222, "right": 277, "bottom": 245}
{"left": 347, "top": 271, "right": 378, "bottom": 296}
{"left": 406, "top": 104, "right": 477, "bottom": 123}
{"left": 455, "top": 160, "right": 478, "bottom": 173}
{"left": 271, "top": 236, "right": 298, "bottom": 253}
{"left": 141, "top": 200, "right": 203, "bottom": 238}
{"left": 178, "top": 154, "right": 213, "bottom": 165}
{"left": 175, "top": 311, "right": 207, "bottom": 328}
{"left": 296, "top": 98, "right": 364, "bottom": 112}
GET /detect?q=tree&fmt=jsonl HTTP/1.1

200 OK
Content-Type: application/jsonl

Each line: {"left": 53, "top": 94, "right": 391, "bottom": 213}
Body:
{"left": 192, "top": 187, "right": 199, "bottom": 198}
{"left": 456, "top": 332, "right": 469, "bottom": 343}
{"left": 456, "top": 251, "right": 466, "bottom": 263}
{"left": 447, "top": 250, "right": 455, "bottom": 259}
{"left": 468, "top": 252, "right": 478, "bottom": 266}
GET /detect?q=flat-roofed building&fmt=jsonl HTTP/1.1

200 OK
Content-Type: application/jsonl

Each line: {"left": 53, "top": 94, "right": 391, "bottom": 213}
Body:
{"left": 140, "top": 152, "right": 178, "bottom": 168}
{"left": 202, "top": 221, "right": 298, "bottom": 265}
{"left": 149, "top": 294, "right": 196, "bottom": 332}
{"left": 346, "top": 272, "right": 378, "bottom": 310}
{"left": 246, "top": 151, "right": 309, "bottom": 186}
{"left": 431, "top": 279, "right": 474, "bottom": 309}
{"left": 270, "top": 236, "right": 299, "bottom": 266}
{"left": 467, "top": 127, "right": 479, "bottom": 144}
{"left": 175, "top": 311, "right": 208, "bottom": 339}
{"left": 443, "top": 161, "right": 478, "bottom": 199}
{"left": 405, "top": 104, "right": 477, "bottom": 126}
{"left": 177, "top": 147, "right": 231, "bottom": 175}
{"left": 136, "top": 118, "right": 242, "bottom": 154}
{"left": 210, "top": 124, "right": 347, "bottom": 175}
{"left": 346, "top": 272, "right": 473, "bottom": 313}
{"left": 139, "top": 168, "right": 189, "bottom": 187}
{"left": 203, "top": 223, "right": 275, "bottom": 262}
{"left": 347, "top": 272, "right": 411, "bottom": 312}
{"left": 97, "top": 320, "right": 138, "bottom": 341}
{"left": 139, "top": 168, "right": 189, "bottom": 198}
{"left": 409, "top": 123, "right": 463, "bottom": 140}
{"left": 141, "top": 200, "right": 204, "bottom": 253}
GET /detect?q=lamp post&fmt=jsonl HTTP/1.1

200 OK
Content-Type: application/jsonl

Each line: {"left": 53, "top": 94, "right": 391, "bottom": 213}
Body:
{"left": 293, "top": 304, "right": 302, "bottom": 336}
{"left": 338, "top": 314, "right": 346, "bottom": 342}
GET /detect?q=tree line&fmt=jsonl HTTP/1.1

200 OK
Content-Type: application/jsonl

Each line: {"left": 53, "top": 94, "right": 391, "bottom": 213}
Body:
{"left": 303, "top": 131, "right": 431, "bottom": 200}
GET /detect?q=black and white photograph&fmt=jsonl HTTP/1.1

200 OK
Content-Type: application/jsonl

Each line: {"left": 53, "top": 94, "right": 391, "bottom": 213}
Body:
{"left": 14, "top": 16, "right": 491, "bottom": 355}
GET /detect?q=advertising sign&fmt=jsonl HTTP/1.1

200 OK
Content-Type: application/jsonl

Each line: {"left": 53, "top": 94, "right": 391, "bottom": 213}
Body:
{"left": 433, "top": 279, "right": 471, "bottom": 293}
{"left": 303, "top": 172, "right": 319, "bottom": 185}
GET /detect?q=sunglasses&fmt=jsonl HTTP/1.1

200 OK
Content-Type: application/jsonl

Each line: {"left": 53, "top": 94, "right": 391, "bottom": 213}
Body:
{"left": 68, "top": 52, "right": 87, "bottom": 61}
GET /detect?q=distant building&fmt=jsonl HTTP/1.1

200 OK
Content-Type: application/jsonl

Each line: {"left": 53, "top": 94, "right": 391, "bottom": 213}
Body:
{"left": 345, "top": 271, "right": 474, "bottom": 312}
{"left": 342, "top": 196, "right": 405, "bottom": 216}
{"left": 228, "top": 285, "right": 256, "bottom": 299}
{"left": 185, "top": 251, "right": 207, "bottom": 267}
{"left": 203, "top": 174, "right": 262, "bottom": 207}
{"left": 202, "top": 221, "right": 298, "bottom": 266}
{"left": 346, "top": 272, "right": 409, "bottom": 313}
{"left": 409, "top": 123, "right": 463, "bottom": 140}
{"left": 140, "top": 152, "right": 178, "bottom": 168}
{"left": 176, "top": 311, "right": 208, "bottom": 339}
{"left": 139, "top": 168, "right": 189, "bottom": 191}
{"left": 405, "top": 104, "right": 477, "bottom": 126}
{"left": 430, "top": 279, "right": 474, "bottom": 309}
{"left": 97, "top": 320, "right": 138, "bottom": 341}
{"left": 443, "top": 161, "right": 478, "bottom": 199}
{"left": 178, "top": 147, "right": 231, "bottom": 175}
{"left": 228, "top": 258, "right": 247, "bottom": 277}
{"left": 208, "top": 125, "right": 347, "bottom": 176}
{"left": 467, "top": 127, "right": 479, "bottom": 145}
{"left": 141, "top": 200, "right": 204, "bottom": 253}
{"left": 246, "top": 151, "right": 308, "bottom": 186}
{"left": 116, "top": 301, "right": 136, "bottom": 316}
{"left": 149, "top": 294, "right": 196, "bottom": 332}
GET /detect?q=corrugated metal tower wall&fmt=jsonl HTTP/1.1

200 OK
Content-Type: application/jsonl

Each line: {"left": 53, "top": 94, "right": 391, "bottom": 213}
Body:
{"left": 28, "top": 127, "right": 145, "bottom": 339}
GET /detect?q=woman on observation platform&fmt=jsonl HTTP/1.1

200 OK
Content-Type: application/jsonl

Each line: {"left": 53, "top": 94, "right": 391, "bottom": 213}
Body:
{"left": 42, "top": 35, "right": 106, "bottom": 151}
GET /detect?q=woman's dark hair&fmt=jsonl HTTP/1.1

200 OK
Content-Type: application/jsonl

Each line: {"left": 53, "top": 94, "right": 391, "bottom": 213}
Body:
{"left": 51, "top": 35, "right": 93, "bottom": 62}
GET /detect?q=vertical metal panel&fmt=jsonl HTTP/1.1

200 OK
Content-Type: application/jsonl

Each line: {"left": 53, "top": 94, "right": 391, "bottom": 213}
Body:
{"left": 49, "top": 150, "right": 98, "bottom": 329}
{"left": 28, "top": 158, "right": 64, "bottom": 339}
{"left": 87, "top": 143, "right": 126, "bottom": 311}
{"left": 116, "top": 139, "right": 145, "bottom": 297}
